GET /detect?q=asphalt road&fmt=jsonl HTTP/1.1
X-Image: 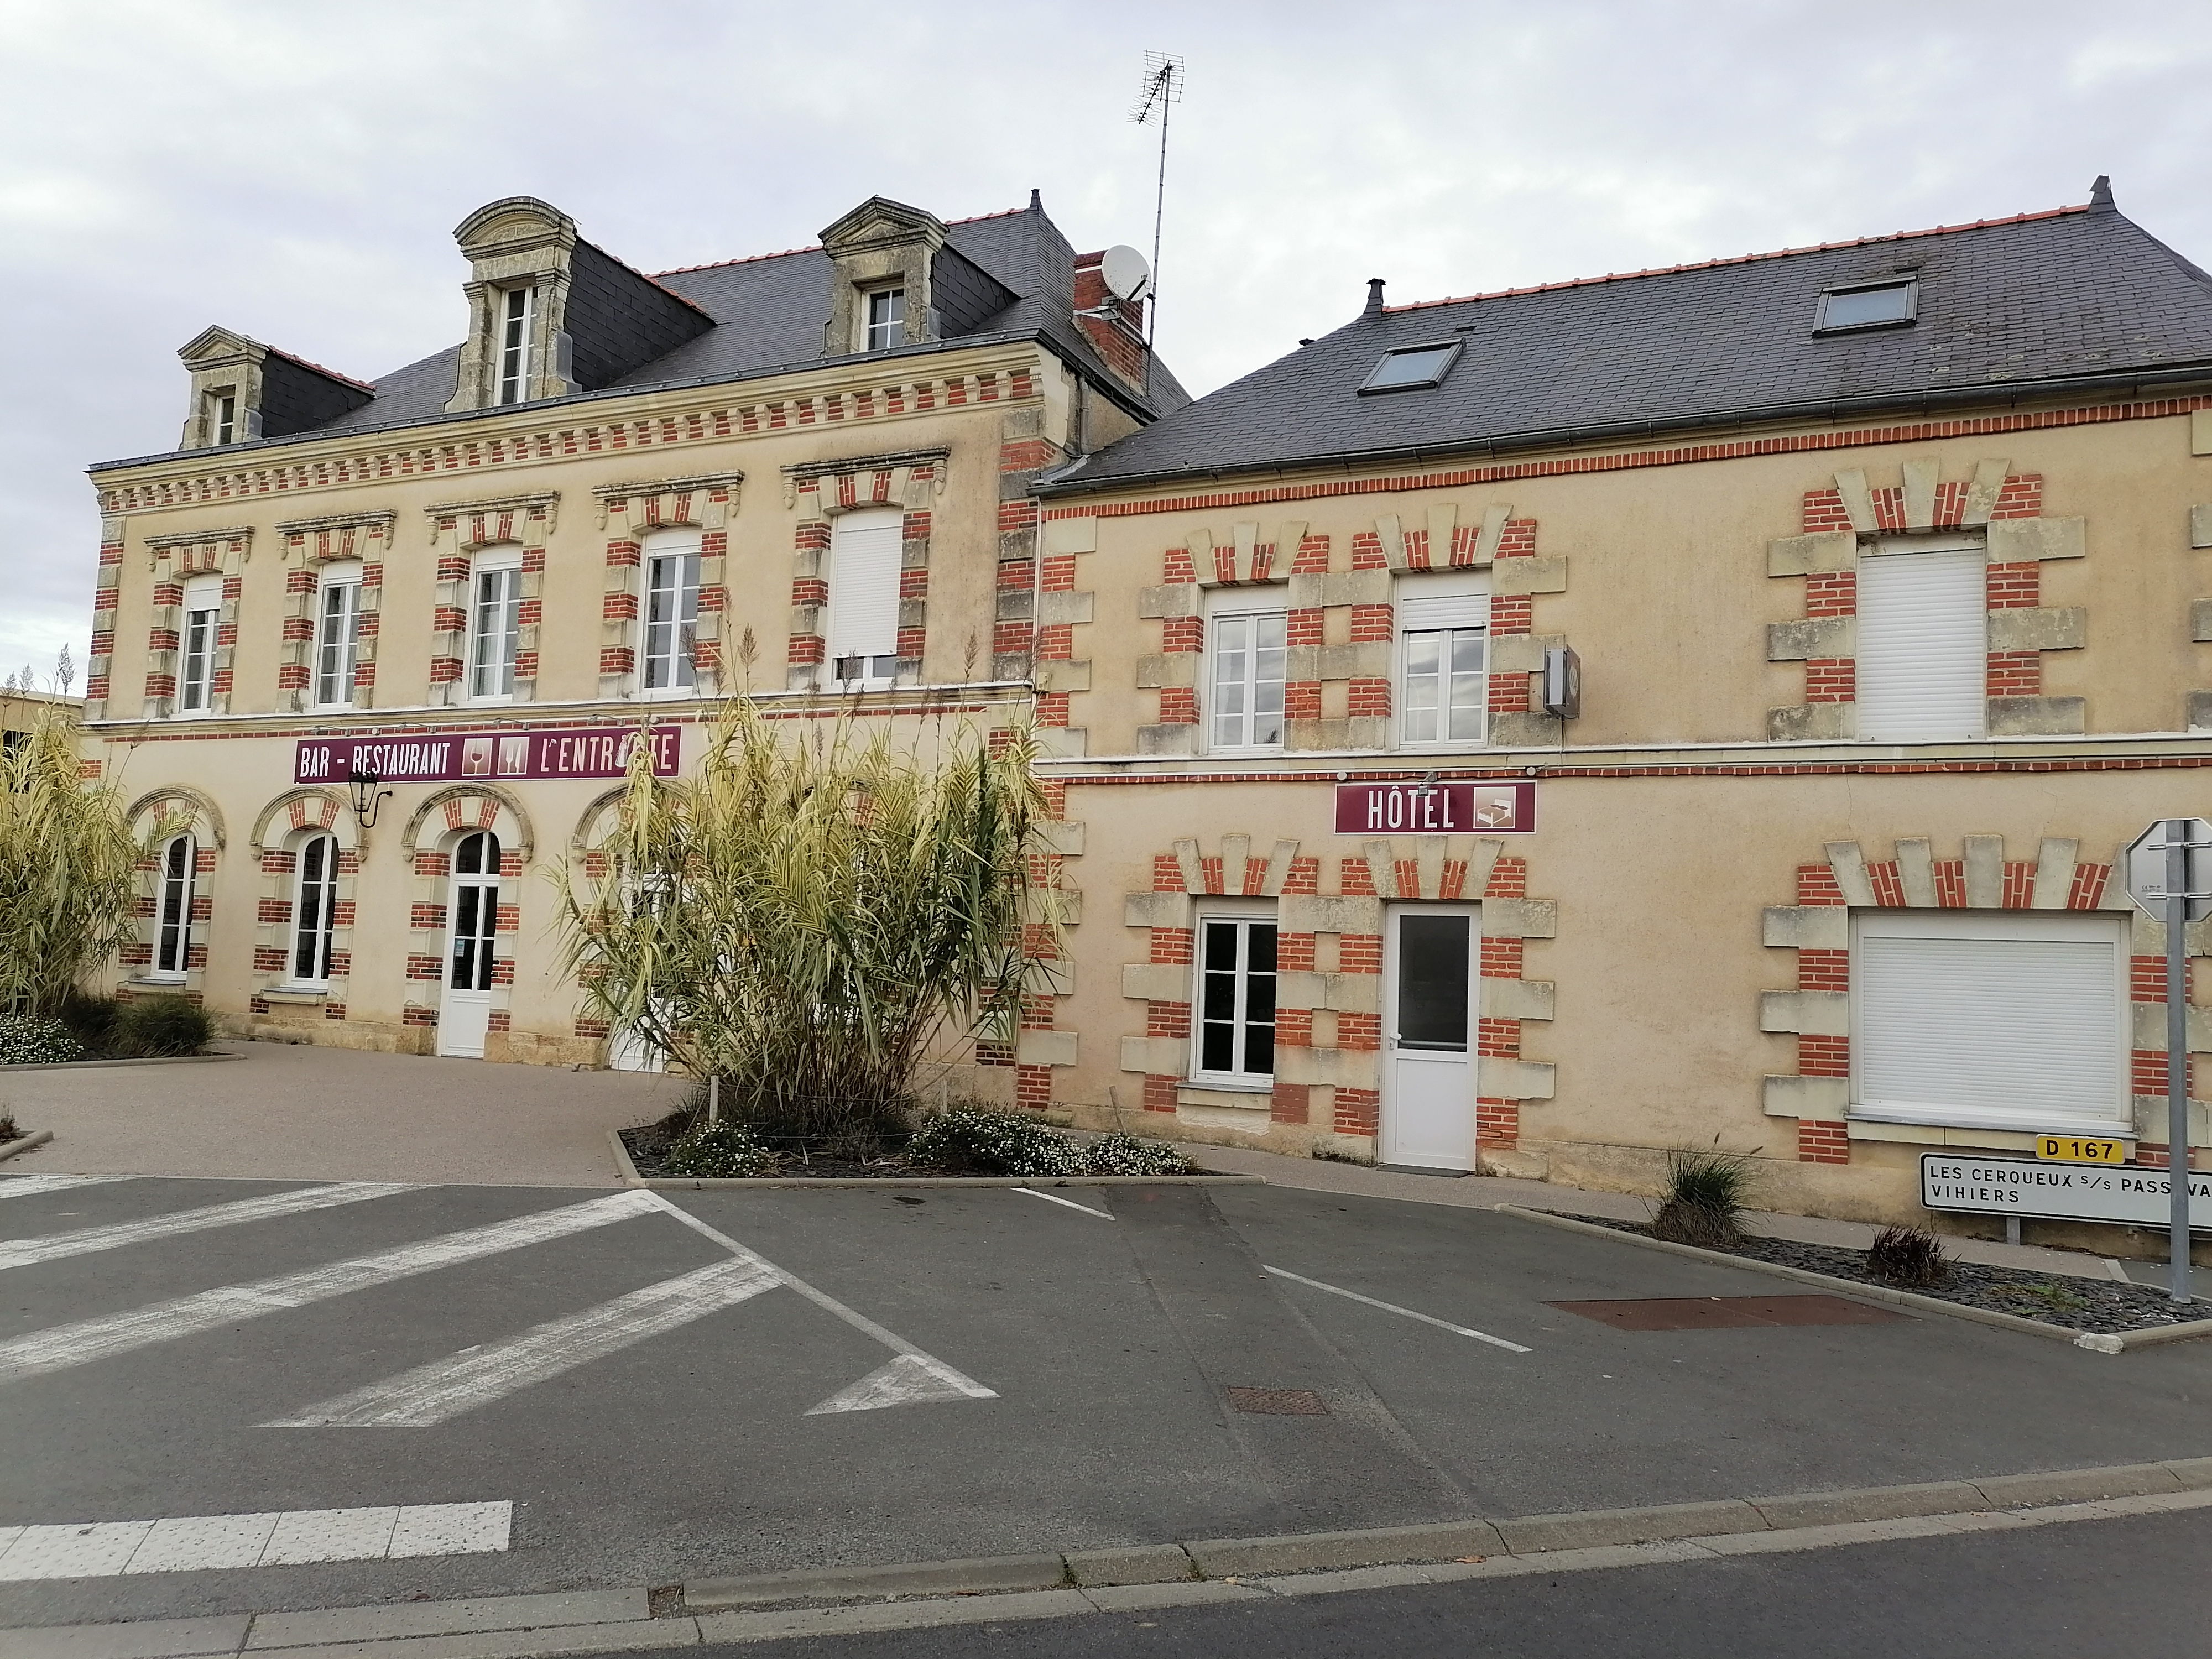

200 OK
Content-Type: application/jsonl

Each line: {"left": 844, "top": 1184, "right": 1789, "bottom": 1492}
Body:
{"left": 4, "top": 1172, "right": 2209, "bottom": 1631}
{"left": 728, "top": 1509, "right": 2212, "bottom": 1658}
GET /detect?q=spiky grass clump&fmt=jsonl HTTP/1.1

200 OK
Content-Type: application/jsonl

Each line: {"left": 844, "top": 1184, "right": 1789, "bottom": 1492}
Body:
{"left": 557, "top": 699, "right": 1059, "bottom": 1154}
{"left": 1651, "top": 1140, "right": 1757, "bottom": 1250}
{"left": 1866, "top": 1224, "right": 1950, "bottom": 1286}
{"left": 0, "top": 709, "right": 139, "bottom": 1019}
{"left": 113, "top": 994, "right": 213, "bottom": 1058}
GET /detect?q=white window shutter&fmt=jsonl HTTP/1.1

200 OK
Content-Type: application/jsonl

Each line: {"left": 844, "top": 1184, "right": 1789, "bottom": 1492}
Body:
{"left": 1855, "top": 548, "right": 1985, "bottom": 741}
{"left": 182, "top": 574, "right": 223, "bottom": 613}
{"left": 1398, "top": 591, "right": 1488, "bottom": 632}
{"left": 828, "top": 509, "right": 904, "bottom": 664}
{"left": 1854, "top": 912, "right": 2127, "bottom": 1133}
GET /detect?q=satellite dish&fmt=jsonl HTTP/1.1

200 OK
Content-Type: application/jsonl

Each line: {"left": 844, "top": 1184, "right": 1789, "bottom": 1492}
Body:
{"left": 1100, "top": 245, "right": 1152, "bottom": 302}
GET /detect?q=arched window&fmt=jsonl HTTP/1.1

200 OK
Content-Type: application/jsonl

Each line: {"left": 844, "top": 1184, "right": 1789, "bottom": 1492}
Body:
{"left": 154, "top": 833, "right": 196, "bottom": 979}
{"left": 291, "top": 832, "right": 338, "bottom": 984}
{"left": 449, "top": 830, "right": 501, "bottom": 994}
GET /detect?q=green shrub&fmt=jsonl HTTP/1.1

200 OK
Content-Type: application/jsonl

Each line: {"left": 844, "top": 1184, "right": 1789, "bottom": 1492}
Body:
{"left": 1651, "top": 1139, "right": 1757, "bottom": 1250}
{"left": 57, "top": 991, "right": 119, "bottom": 1057}
{"left": 113, "top": 994, "right": 213, "bottom": 1058}
{"left": 1866, "top": 1224, "right": 1949, "bottom": 1286}
{"left": 664, "top": 1120, "right": 780, "bottom": 1178}
{"left": 0, "top": 1014, "right": 82, "bottom": 1066}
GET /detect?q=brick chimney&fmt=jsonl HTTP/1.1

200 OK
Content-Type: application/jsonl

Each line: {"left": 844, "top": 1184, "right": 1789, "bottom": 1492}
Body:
{"left": 1072, "top": 251, "right": 1149, "bottom": 389}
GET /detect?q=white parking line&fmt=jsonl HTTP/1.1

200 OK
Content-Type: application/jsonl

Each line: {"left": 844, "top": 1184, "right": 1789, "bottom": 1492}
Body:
{"left": 1264, "top": 1265, "right": 1533, "bottom": 1353}
{"left": 0, "top": 1188, "right": 660, "bottom": 1387}
{"left": 0, "top": 1182, "right": 414, "bottom": 1271}
{"left": 264, "top": 1256, "right": 782, "bottom": 1427}
{"left": 0, "top": 1175, "right": 131, "bottom": 1200}
{"left": 1012, "top": 1187, "right": 1113, "bottom": 1219}
{"left": 0, "top": 1501, "right": 508, "bottom": 1579}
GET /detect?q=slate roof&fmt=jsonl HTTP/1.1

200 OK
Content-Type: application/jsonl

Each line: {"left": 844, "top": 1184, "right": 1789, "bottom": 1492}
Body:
{"left": 1042, "top": 191, "right": 2212, "bottom": 494}
{"left": 145, "top": 204, "right": 1187, "bottom": 457}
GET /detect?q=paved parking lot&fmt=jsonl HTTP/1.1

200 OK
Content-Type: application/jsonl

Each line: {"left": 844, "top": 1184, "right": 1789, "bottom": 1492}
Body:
{"left": 3, "top": 1171, "right": 2208, "bottom": 1631}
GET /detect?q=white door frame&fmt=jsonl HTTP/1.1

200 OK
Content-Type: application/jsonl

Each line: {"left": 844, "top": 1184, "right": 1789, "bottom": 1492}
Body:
{"left": 1381, "top": 904, "right": 1478, "bottom": 1172}
{"left": 437, "top": 840, "right": 499, "bottom": 1059}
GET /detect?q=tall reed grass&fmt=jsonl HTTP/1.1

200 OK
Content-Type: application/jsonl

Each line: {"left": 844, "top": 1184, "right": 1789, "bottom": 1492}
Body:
{"left": 0, "top": 708, "right": 140, "bottom": 1017}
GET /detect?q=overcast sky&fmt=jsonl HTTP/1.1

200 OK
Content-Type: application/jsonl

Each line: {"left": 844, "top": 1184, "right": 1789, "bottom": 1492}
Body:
{"left": 4, "top": 0, "right": 2209, "bottom": 688}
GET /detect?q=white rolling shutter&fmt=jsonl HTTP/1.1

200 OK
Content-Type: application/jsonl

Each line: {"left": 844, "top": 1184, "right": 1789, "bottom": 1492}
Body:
{"left": 827, "top": 508, "right": 904, "bottom": 682}
{"left": 1853, "top": 911, "right": 2128, "bottom": 1133}
{"left": 1855, "top": 545, "right": 1986, "bottom": 741}
{"left": 1397, "top": 588, "right": 1488, "bottom": 632}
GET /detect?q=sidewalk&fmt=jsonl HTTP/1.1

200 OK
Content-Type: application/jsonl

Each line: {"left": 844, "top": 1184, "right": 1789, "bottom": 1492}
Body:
{"left": 0, "top": 1041, "right": 687, "bottom": 1186}
{"left": 1192, "top": 1142, "right": 2147, "bottom": 1286}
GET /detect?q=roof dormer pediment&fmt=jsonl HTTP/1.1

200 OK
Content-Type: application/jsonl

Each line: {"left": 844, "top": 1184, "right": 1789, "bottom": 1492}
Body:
{"left": 178, "top": 325, "right": 265, "bottom": 371}
{"left": 820, "top": 196, "right": 946, "bottom": 255}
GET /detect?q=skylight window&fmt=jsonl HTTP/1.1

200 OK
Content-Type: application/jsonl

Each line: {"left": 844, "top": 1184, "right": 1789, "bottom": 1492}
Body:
{"left": 1816, "top": 279, "right": 1918, "bottom": 334}
{"left": 1360, "top": 341, "right": 1461, "bottom": 394}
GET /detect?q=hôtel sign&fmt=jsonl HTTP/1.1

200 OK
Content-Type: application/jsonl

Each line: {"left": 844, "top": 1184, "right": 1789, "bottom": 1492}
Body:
{"left": 295, "top": 726, "right": 682, "bottom": 786}
{"left": 1333, "top": 778, "right": 1537, "bottom": 835}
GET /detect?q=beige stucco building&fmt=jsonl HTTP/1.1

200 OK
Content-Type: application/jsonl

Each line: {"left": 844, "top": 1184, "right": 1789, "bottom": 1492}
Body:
{"left": 81, "top": 177, "right": 2212, "bottom": 1246}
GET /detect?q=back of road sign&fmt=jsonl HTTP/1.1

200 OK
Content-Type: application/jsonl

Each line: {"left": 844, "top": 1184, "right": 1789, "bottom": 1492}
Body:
{"left": 2123, "top": 819, "right": 2212, "bottom": 924}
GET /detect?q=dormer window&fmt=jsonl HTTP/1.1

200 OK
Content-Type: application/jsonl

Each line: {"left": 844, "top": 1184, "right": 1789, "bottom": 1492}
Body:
{"left": 497, "top": 288, "right": 535, "bottom": 405}
{"left": 209, "top": 391, "right": 238, "bottom": 446}
{"left": 1359, "top": 341, "right": 1460, "bottom": 394}
{"left": 865, "top": 287, "right": 906, "bottom": 352}
{"left": 1815, "top": 278, "right": 1918, "bottom": 334}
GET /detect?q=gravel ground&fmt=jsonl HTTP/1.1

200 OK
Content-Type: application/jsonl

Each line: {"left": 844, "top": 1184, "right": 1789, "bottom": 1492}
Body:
{"left": 1589, "top": 1217, "right": 2204, "bottom": 1333}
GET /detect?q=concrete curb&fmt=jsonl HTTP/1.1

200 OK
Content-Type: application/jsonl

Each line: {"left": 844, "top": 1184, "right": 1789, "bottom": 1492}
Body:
{"left": 607, "top": 1127, "right": 1263, "bottom": 1190}
{"left": 1495, "top": 1202, "right": 2212, "bottom": 1353}
{"left": 15, "top": 1460, "right": 2212, "bottom": 1657}
{"left": 0, "top": 1128, "right": 54, "bottom": 1164}
{"left": 0, "top": 1052, "right": 242, "bottom": 1073}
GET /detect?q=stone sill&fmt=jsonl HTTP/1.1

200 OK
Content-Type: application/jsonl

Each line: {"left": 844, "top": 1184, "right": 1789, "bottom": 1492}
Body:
{"left": 259, "top": 988, "right": 328, "bottom": 1006}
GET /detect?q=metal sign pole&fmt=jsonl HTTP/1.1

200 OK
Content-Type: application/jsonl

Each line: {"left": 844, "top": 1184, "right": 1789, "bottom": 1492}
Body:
{"left": 2166, "top": 818, "right": 2193, "bottom": 1305}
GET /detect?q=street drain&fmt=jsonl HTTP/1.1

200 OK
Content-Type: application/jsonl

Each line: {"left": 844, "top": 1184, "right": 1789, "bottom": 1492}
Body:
{"left": 1227, "top": 1386, "right": 1329, "bottom": 1416}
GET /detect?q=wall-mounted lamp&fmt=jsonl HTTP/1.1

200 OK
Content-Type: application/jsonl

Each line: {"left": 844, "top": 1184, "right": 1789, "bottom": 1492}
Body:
{"left": 347, "top": 763, "right": 393, "bottom": 830}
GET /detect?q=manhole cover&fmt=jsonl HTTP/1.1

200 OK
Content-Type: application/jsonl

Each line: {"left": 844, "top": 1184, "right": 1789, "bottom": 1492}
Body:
{"left": 1546, "top": 1296, "right": 1908, "bottom": 1331}
{"left": 1227, "top": 1386, "right": 1329, "bottom": 1416}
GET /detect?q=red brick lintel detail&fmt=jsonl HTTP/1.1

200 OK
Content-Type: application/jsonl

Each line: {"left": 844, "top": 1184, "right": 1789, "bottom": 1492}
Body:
{"left": 1039, "top": 394, "right": 2212, "bottom": 522}
{"left": 1050, "top": 755, "right": 2212, "bottom": 785}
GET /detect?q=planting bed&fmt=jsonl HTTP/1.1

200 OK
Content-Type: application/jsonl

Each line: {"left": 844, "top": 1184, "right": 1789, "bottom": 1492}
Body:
{"left": 619, "top": 1108, "right": 1204, "bottom": 1182}
{"left": 1588, "top": 1215, "right": 2201, "bottom": 1333}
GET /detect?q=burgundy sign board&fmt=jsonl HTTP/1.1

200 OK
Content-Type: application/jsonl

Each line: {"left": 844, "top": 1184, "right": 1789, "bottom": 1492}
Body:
{"left": 1333, "top": 779, "right": 1536, "bottom": 835}
{"left": 295, "top": 726, "right": 682, "bottom": 786}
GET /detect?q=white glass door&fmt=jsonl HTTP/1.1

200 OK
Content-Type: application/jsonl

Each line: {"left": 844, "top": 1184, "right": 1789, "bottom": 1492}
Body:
{"left": 1382, "top": 907, "right": 1475, "bottom": 1171}
{"left": 438, "top": 831, "right": 499, "bottom": 1058}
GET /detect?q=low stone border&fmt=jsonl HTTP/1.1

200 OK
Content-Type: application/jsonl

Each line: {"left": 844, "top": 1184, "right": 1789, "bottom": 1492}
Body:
{"left": 609, "top": 1129, "right": 1264, "bottom": 1191}
{"left": 1498, "top": 1203, "right": 2212, "bottom": 1354}
{"left": 0, "top": 1128, "right": 53, "bottom": 1164}
{"left": 0, "top": 1051, "right": 241, "bottom": 1073}
{"left": 17, "top": 1458, "right": 2209, "bottom": 1657}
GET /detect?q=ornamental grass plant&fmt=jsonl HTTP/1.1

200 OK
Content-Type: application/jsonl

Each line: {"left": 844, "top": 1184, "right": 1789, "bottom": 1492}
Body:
{"left": 1651, "top": 1139, "right": 1759, "bottom": 1250}
{"left": 557, "top": 699, "right": 1060, "bottom": 1155}
{"left": 0, "top": 708, "right": 139, "bottom": 1019}
{"left": 1865, "top": 1223, "right": 1951, "bottom": 1287}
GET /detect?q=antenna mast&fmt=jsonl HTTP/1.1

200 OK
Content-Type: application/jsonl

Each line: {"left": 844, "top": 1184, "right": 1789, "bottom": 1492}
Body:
{"left": 1129, "top": 51, "right": 1184, "bottom": 347}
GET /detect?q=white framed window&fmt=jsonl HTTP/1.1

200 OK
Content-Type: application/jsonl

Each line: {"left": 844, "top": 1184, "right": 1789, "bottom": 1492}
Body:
{"left": 448, "top": 830, "right": 502, "bottom": 993}
{"left": 468, "top": 547, "right": 524, "bottom": 702}
{"left": 1192, "top": 910, "right": 1278, "bottom": 1085}
{"left": 641, "top": 530, "right": 701, "bottom": 695}
{"left": 827, "top": 507, "right": 904, "bottom": 688}
{"left": 1851, "top": 909, "right": 2130, "bottom": 1136}
{"left": 1397, "top": 576, "right": 1489, "bottom": 747}
{"left": 289, "top": 831, "right": 339, "bottom": 987}
{"left": 209, "top": 390, "right": 238, "bottom": 446}
{"left": 1207, "top": 603, "right": 1287, "bottom": 751}
{"left": 178, "top": 574, "right": 223, "bottom": 714}
{"left": 314, "top": 561, "right": 362, "bottom": 709}
{"left": 497, "top": 286, "right": 535, "bottom": 405}
{"left": 864, "top": 287, "right": 905, "bottom": 352}
{"left": 1856, "top": 539, "right": 1986, "bottom": 742}
{"left": 153, "top": 833, "right": 196, "bottom": 981}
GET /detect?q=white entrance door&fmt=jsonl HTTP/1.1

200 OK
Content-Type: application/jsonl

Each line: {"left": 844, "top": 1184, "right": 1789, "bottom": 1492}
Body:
{"left": 1382, "top": 906, "right": 1476, "bottom": 1171}
{"left": 438, "top": 830, "right": 500, "bottom": 1058}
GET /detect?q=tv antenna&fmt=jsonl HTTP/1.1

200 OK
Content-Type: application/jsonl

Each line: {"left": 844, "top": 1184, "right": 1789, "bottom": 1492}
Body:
{"left": 1129, "top": 51, "right": 1184, "bottom": 346}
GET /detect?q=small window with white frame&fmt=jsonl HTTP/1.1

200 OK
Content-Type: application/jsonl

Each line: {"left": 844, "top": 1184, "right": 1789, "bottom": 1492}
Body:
{"left": 289, "top": 830, "right": 339, "bottom": 987}
{"left": 1191, "top": 908, "right": 1278, "bottom": 1086}
{"left": 468, "top": 547, "right": 524, "bottom": 702}
{"left": 1851, "top": 909, "right": 2128, "bottom": 1136}
{"left": 313, "top": 561, "right": 362, "bottom": 709}
{"left": 827, "top": 508, "right": 904, "bottom": 688}
{"left": 207, "top": 389, "right": 239, "bottom": 446}
{"left": 178, "top": 574, "right": 223, "bottom": 714}
{"left": 497, "top": 286, "right": 535, "bottom": 405}
{"left": 1396, "top": 575, "right": 1489, "bottom": 748}
{"left": 864, "top": 287, "right": 906, "bottom": 352}
{"left": 640, "top": 530, "right": 701, "bottom": 695}
{"left": 152, "top": 832, "right": 197, "bottom": 981}
{"left": 1855, "top": 536, "right": 1986, "bottom": 742}
{"left": 1207, "top": 598, "right": 1287, "bottom": 752}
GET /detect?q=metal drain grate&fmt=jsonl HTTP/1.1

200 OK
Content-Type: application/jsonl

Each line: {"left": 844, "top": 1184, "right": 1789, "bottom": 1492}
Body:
{"left": 1227, "top": 1386, "right": 1329, "bottom": 1416}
